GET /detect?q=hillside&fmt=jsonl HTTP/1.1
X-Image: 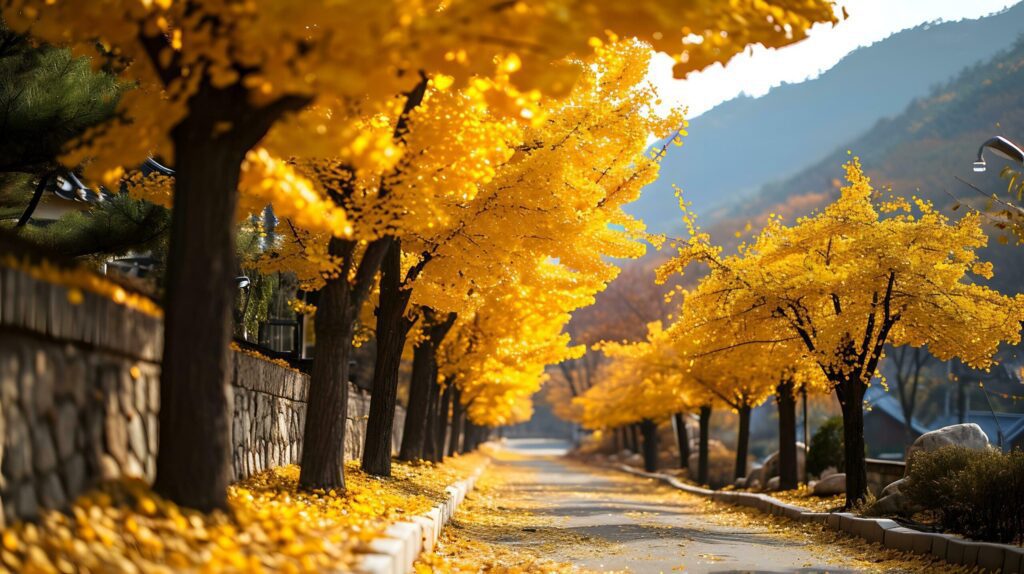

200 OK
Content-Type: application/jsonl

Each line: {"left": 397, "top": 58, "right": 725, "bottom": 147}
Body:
{"left": 629, "top": 2, "right": 1024, "bottom": 234}
{"left": 719, "top": 37, "right": 1024, "bottom": 293}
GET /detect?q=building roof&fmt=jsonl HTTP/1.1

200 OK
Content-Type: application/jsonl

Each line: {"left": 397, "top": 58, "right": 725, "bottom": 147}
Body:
{"left": 863, "top": 385, "right": 930, "bottom": 436}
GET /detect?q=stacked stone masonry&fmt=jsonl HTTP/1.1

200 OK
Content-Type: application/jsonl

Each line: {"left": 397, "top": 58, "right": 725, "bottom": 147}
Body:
{"left": 0, "top": 266, "right": 402, "bottom": 525}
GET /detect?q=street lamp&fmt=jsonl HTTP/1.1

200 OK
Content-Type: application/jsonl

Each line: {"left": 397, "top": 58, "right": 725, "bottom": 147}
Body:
{"left": 973, "top": 136, "right": 1024, "bottom": 173}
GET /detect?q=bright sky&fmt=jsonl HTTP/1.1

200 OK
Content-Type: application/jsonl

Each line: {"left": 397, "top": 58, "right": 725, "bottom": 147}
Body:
{"left": 650, "top": 0, "right": 1023, "bottom": 119}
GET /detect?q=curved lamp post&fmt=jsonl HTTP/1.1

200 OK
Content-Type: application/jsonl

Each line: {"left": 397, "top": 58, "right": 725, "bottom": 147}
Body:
{"left": 973, "top": 136, "right": 1024, "bottom": 173}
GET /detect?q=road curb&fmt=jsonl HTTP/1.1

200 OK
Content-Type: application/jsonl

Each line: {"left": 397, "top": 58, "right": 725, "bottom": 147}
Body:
{"left": 355, "top": 460, "right": 489, "bottom": 574}
{"left": 615, "top": 464, "right": 1024, "bottom": 573}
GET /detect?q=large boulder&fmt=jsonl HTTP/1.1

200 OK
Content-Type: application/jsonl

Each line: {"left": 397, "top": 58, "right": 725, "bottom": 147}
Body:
{"left": 812, "top": 472, "right": 846, "bottom": 496}
{"left": 742, "top": 463, "right": 764, "bottom": 490}
{"left": 766, "top": 476, "right": 780, "bottom": 491}
{"left": 905, "top": 424, "right": 990, "bottom": 474}
{"left": 760, "top": 443, "right": 806, "bottom": 483}
{"left": 871, "top": 478, "right": 921, "bottom": 517}
{"left": 624, "top": 453, "right": 644, "bottom": 468}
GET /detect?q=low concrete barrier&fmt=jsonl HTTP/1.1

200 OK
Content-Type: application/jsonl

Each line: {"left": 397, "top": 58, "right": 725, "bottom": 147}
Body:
{"left": 616, "top": 464, "right": 1024, "bottom": 573}
{"left": 355, "top": 458, "right": 489, "bottom": 574}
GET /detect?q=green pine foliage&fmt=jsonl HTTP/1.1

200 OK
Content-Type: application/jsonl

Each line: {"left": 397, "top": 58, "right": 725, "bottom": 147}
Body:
{"left": 807, "top": 416, "right": 844, "bottom": 477}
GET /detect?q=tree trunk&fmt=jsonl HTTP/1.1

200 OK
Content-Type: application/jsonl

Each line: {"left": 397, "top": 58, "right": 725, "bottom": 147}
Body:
{"left": 462, "top": 420, "right": 478, "bottom": 453}
{"left": 698, "top": 405, "right": 711, "bottom": 485}
{"left": 298, "top": 238, "right": 357, "bottom": 491}
{"left": 398, "top": 337, "right": 433, "bottom": 461}
{"left": 448, "top": 388, "right": 463, "bottom": 457}
{"left": 398, "top": 312, "right": 454, "bottom": 461}
{"left": 836, "top": 377, "right": 868, "bottom": 508}
{"left": 435, "top": 382, "right": 453, "bottom": 461}
{"left": 423, "top": 367, "right": 441, "bottom": 461}
{"left": 640, "top": 419, "right": 659, "bottom": 472}
{"left": 362, "top": 242, "right": 413, "bottom": 476}
{"left": 154, "top": 87, "right": 294, "bottom": 509}
{"left": 673, "top": 412, "right": 690, "bottom": 470}
{"left": 776, "top": 379, "right": 798, "bottom": 490}
{"left": 734, "top": 404, "right": 751, "bottom": 480}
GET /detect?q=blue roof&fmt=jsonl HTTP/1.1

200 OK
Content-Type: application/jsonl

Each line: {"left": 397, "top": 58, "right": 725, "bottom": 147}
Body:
{"left": 863, "top": 385, "right": 930, "bottom": 436}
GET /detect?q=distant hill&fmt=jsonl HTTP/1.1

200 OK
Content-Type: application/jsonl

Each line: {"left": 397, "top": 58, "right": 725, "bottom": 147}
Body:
{"left": 629, "top": 2, "right": 1024, "bottom": 234}
{"left": 719, "top": 36, "right": 1024, "bottom": 293}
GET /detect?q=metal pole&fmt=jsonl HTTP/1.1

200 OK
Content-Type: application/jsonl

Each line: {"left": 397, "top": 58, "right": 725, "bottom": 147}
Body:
{"left": 802, "top": 384, "right": 809, "bottom": 484}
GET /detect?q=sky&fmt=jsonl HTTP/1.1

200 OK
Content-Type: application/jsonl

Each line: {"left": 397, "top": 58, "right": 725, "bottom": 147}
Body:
{"left": 650, "top": 0, "right": 1023, "bottom": 119}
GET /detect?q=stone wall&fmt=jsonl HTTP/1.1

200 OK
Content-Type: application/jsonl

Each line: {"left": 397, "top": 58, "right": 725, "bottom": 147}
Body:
{"left": 0, "top": 264, "right": 402, "bottom": 524}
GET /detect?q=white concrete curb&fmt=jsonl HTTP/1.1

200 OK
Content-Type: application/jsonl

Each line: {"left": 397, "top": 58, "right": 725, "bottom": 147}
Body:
{"left": 354, "top": 462, "right": 489, "bottom": 574}
{"left": 616, "top": 464, "right": 1024, "bottom": 573}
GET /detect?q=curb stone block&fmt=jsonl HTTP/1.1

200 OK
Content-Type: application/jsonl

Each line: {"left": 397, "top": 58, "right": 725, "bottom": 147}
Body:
{"left": 826, "top": 513, "right": 842, "bottom": 530}
{"left": 411, "top": 515, "right": 437, "bottom": 552}
{"left": 365, "top": 538, "right": 404, "bottom": 573}
{"left": 356, "top": 553, "right": 393, "bottom": 574}
{"left": 800, "top": 512, "right": 829, "bottom": 524}
{"left": 974, "top": 542, "right": 1005, "bottom": 572}
{"left": 882, "top": 527, "right": 919, "bottom": 552}
{"left": 930, "top": 533, "right": 959, "bottom": 562}
{"left": 1003, "top": 546, "right": 1024, "bottom": 573}
{"left": 910, "top": 531, "right": 941, "bottom": 555}
{"left": 944, "top": 537, "right": 968, "bottom": 565}
{"left": 384, "top": 522, "right": 423, "bottom": 571}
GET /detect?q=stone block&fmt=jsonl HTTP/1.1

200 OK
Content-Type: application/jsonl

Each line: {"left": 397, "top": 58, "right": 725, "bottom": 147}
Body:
{"left": 882, "top": 527, "right": 918, "bottom": 552}
{"left": 53, "top": 402, "right": 78, "bottom": 460}
{"left": 355, "top": 553, "right": 394, "bottom": 574}
{"left": 411, "top": 515, "right": 436, "bottom": 552}
{"left": 385, "top": 522, "right": 423, "bottom": 571}
{"left": 364, "top": 537, "right": 404, "bottom": 574}
{"left": 32, "top": 425, "right": 58, "bottom": 474}
{"left": 15, "top": 483, "right": 37, "bottom": 519}
{"left": 929, "top": 533, "right": 958, "bottom": 561}
{"left": 974, "top": 542, "right": 1006, "bottom": 572}
{"left": 61, "top": 453, "right": 87, "bottom": 498}
{"left": 944, "top": 536, "right": 968, "bottom": 565}
{"left": 39, "top": 472, "right": 66, "bottom": 509}
{"left": 1003, "top": 546, "right": 1024, "bottom": 574}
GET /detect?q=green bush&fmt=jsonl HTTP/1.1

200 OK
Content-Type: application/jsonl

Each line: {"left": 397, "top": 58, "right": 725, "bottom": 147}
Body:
{"left": 902, "top": 446, "right": 1024, "bottom": 544}
{"left": 807, "top": 416, "right": 844, "bottom": 477}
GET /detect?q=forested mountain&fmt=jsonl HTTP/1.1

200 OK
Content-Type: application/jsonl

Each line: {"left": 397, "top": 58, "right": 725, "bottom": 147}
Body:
{"left": 630, "top": 2, "right": 1024, "bottom": 234}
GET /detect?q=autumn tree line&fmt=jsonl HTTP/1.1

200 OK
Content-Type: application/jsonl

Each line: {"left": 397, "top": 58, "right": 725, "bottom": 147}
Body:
{"left": 561, "top": 159, "right": 1024, "bottom": 509}
{"left": 0, "top": 1, "right": 840, "bottom": 511}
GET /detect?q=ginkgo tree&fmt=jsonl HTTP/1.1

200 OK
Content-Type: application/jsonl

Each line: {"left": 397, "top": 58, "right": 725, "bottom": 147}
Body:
{"left": 3, "top": 0, "right": 836, "bottom": 509}
{"left": 660, "top": 158, "right": 1024, "bottom": 507}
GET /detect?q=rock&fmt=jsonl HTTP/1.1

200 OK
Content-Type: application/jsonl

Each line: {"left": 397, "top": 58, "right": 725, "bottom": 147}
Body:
{"left": 766, "top": 476, "right": 780, "bottom": 491}
{"left": 871, "top": 478, "right": 923, "bottom": 517}
{"left": 812, "top": 472, "right": 846, "bottom": 496}
{"left": 15, "top": 484, "right": 38, "bottom": 520}
{"left": 743, "top": 463, "right": 764, "bottom": 490}
{"left": 62, "top": 453, "right": 87, "bottom": 498}
{"left": 747, "top": 478, "right": 762, "bottom": 490}
{"left": 760, "top": 444, "right": 806, "bottom": 482}
{"left": 99, "top": 454, "right": 120, "bottom": 480}
{"left": 624, "top": 453, "right": 644, "bottom": 467}
{"left": 39, "top": 472, "right": 66, "bottom": 509}
{"left": 105, "top": 413, "right": 128, "bottom": 466}
{"left": 819, "top": 466, "right": 838, "bottom": 480}
{"left": 734, "top": 477, "right": 747, "bottom": 488}
{"left": 32, "top": 425, "right": 58, "bottom": 473}
{"left": 127, "top": 413, "right": 148, "bottom": 460}
{"left": 906, "top": 423, "right": 990, "bottom": 474}
{"left": 53, "top": 402, "right": 78, "bottom": 459}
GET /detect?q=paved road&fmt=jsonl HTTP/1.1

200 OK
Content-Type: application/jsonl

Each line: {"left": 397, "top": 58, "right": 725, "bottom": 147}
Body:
{"left": 493, "top": 439, "right": 865, "bottom": 574}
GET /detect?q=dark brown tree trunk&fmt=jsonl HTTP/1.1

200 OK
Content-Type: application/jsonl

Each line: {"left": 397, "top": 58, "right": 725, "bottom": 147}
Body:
{"left": 698, "top": 405, "right": 711, "bottom": 485}
{"left": 398, "top": 312, "right": 454, "bottom": 461}
{"left": 398, "top": 336, "right": 433, "bottom": 461}
{"left": 448, "top": 388, "right": 463, "bottom": 457}
{"left": 836, "top": 377, "right": 868, "bottom": 508}
{"left": 776, "top": 379, "right": 798, "bottom": 490}
{"left": 673, "top": 412, "right": 690, "bottom": 470}
{"left": 154, "top": 85, "right": 303, "bottom": 510}
{"left": 735, "top": 404, "right": 751, "bottom": 480}
{"left": 435, "top": 382, "right": 453, "bottom": 461}
{"left": 423, "top": 366, "right": 441, "bottom": 461}
{"left": 462, "top": 420, "right": 478, "bottom": 453}
{"left": 362, "top": 242, "right": 414, "bottom": 476}
{"left": 640, "top": 419, "right": 659, "bottom": 472}
{"left": 298, "top": 238, "right": 357, "bottom": 491}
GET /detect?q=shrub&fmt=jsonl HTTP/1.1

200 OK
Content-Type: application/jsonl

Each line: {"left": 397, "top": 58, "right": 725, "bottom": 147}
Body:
{"left": 807, "top": 417, "right": 844, "bottom": 477}
{"left": 902, "top": 446, "right": 1024, "bottom": 544}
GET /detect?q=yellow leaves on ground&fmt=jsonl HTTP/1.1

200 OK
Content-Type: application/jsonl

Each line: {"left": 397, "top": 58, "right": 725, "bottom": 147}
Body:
{"left": 0, "top": 455, "right": 485, "bottom": 573}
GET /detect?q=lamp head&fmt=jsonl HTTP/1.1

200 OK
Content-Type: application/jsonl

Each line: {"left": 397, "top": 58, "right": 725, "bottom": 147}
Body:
{"left": 975, "top": 136, "right": 1024, "bottom": 173}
